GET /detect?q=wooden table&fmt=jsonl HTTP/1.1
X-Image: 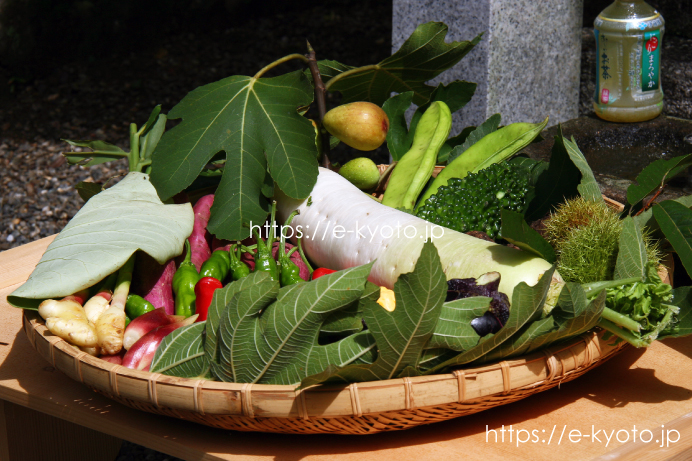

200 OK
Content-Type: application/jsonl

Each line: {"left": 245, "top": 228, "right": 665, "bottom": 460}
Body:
{"left": 2, "top": 237, "right": 692, "bottom": 461}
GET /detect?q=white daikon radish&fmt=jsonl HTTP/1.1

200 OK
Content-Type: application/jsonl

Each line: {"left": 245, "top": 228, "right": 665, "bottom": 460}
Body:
{"left": 276, "top": 167, "right": 562, "bottom": 300}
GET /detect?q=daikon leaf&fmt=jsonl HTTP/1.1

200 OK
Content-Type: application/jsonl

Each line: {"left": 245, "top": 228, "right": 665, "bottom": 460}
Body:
{"left": 9, "top": 172, "right": 193, "bottom": 307}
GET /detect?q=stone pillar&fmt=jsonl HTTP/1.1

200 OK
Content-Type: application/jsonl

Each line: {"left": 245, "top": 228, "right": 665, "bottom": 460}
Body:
{"left": 393, "top": 0, "right": 584, "bottom": 130}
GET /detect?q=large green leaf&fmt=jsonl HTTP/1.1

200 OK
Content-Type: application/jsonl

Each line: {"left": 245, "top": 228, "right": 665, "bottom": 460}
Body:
{"left": 426, "top": 266, "right": 556, "bottom": 373}
{"left": 633, "top": 195, "right": 692, "bottom": 232}
{"left": 565, "top": 135, "right": 603, "bottom": 202}
{"left": 500, "top": 210, "right": 556, "bottom": 262}
{"left": 613, "top": 217, "right": 647, "bottom": 280}
{"left": 476, "top": 318, "right": 556, "bottom": 364}
{"left": 265, "top": 330, "right": 377, "bottom": 385}
{"left": 383, "top": 81, "right": 477, "bottom": 162}
{"left": 301, "top": 241, "right": 447, "bottom": 386}
{"left": 627, "top": 154, "right": 692, "bottom": 206}
{"left": 525, "top": 288, "right": 605, "bottom": 354}
{"left": 204, "top": 272, "right": 274, "bottom": 367}
{"left": 425, "top": 297, "right": 490, "bottom": 351}
{"left": 150, "top": 322, "right": 209, "bottom": 378}
{"left": 150, "top": 70, "right": 318, "bottom": 240}
{"left": 213, "top": 277, "right": 281, "bottom": 382}
{"left": 653, "top": 200, "right": 692, "bottom": 278}
{"left": 325, "top": 22, "right": 481, "bottom": 106}
{"left": 8, "top": 173, "right": 193, "bottom": 307}
{"left": 524, "top": 128, "right": 581, "bottom": 221}
{"left": 382, "top": 91, "right": 415, "bottom": 161}
{"left": 223, "top": 264, "right": 373, "bottom": 384}
{"left": 319, "top": 282, "right": 379, "bottom": 337}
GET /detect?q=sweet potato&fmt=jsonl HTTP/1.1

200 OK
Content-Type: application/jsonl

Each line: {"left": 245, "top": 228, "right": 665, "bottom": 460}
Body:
{"left": 189, "top": 194, "right": 214, "bottom": 270}
{"left": 122, "top": 315, "right": 198, "bottom": 371}
{"left": 131, "top": 253, "right": 176, "bottom": 315}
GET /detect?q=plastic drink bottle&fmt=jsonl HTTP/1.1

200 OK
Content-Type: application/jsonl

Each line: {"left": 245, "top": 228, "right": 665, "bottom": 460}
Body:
{"left": 593, "top": 0, "right": 665, "bottom": 122}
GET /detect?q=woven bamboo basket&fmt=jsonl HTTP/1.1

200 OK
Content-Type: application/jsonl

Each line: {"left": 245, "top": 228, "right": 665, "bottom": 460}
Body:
{"left": 23, "top": 311, "right": 626, "bottom": 435}
{"left": 20, "top": 163, "right": 644, "bottom": 434}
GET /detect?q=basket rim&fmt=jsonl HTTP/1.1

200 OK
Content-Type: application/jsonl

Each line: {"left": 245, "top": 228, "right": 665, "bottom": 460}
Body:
{"left": 23, "top": 309, "right": 626, "bottom": 420}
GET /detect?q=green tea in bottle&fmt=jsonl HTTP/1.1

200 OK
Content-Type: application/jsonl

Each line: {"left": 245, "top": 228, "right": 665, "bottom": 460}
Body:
{"left": 593, "top": 0, "right": 665, "bottom": 122}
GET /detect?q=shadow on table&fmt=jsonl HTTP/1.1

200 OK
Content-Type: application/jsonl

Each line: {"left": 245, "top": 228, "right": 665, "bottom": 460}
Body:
{"left": 2, "top": 325, "right": 691, "bottom": 461}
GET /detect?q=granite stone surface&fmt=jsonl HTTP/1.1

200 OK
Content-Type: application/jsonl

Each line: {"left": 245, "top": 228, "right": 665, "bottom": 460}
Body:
{"left": 393, "top": 0, "right": 584, "bottom": 130}
{"left": 487, "top": 0, "right": 583, "bottom": 124}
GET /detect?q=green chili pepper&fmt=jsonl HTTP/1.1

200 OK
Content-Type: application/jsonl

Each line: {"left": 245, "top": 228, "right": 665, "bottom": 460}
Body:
{"left": 278, "top": 210, "right": 304, "bottom": 287}
{"left": 172, "top": 239, "right": 200, "bottom": 317}
{"left": 200, "top": 249, "right": 231, "bottom": 282}
{"left": 280, "top": 247, "right": 304, "bottom": 287}
{"left": 252, "top": 228, "right": 279, "bottom": 282}
{"left": 250, "top": 201, "right": 279, "bottom": 282}
{"left": 125, "top": 294, "right": 155, "bottom": 319}
{"left": 229, "top": 244, "right": 251, "bottom": 281}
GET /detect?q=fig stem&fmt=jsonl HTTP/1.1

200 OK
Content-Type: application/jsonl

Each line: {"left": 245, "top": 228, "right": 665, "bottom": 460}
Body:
{"left": 253, "top": 53, "right": 309, "bottom": 79}
{"left": 306, "top": 41, "right": 332, "bottom": 169}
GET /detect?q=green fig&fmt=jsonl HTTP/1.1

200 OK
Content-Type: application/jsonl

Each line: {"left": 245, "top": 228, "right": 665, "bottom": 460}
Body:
{"left": 323, "top": 102, "right": 389, "bottom": 151}
{"left": 339, "top": 157, "right": 381, "bottom": 190}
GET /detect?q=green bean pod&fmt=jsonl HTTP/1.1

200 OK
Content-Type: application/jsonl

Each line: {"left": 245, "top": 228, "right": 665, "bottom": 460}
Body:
{"left": 415, "top": 116, "right": 549, "bottom": 212}
{"left": 382, "top": 101, "right": 452, "bottom": 211}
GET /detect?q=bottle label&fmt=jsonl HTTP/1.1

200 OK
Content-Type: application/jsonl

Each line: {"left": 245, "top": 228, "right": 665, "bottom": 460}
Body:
{"left": 594, "top": 29, "right": 621, "bottom": 105}
{"left": 641, "top": 29, "right": 661, "bottom": 92}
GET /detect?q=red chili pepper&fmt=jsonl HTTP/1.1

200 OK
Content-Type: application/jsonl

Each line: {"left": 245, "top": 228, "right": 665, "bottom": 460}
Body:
{"left": 311, "top": 268, "right": 337, "bottom": 280}
{"left": 193, "top": 277, "right": 223, "bottom": 322}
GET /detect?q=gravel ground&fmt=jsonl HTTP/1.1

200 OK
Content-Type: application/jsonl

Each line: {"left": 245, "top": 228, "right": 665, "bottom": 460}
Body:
{"left": 1, "top": 4, "right": 691, "bottom": 459}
